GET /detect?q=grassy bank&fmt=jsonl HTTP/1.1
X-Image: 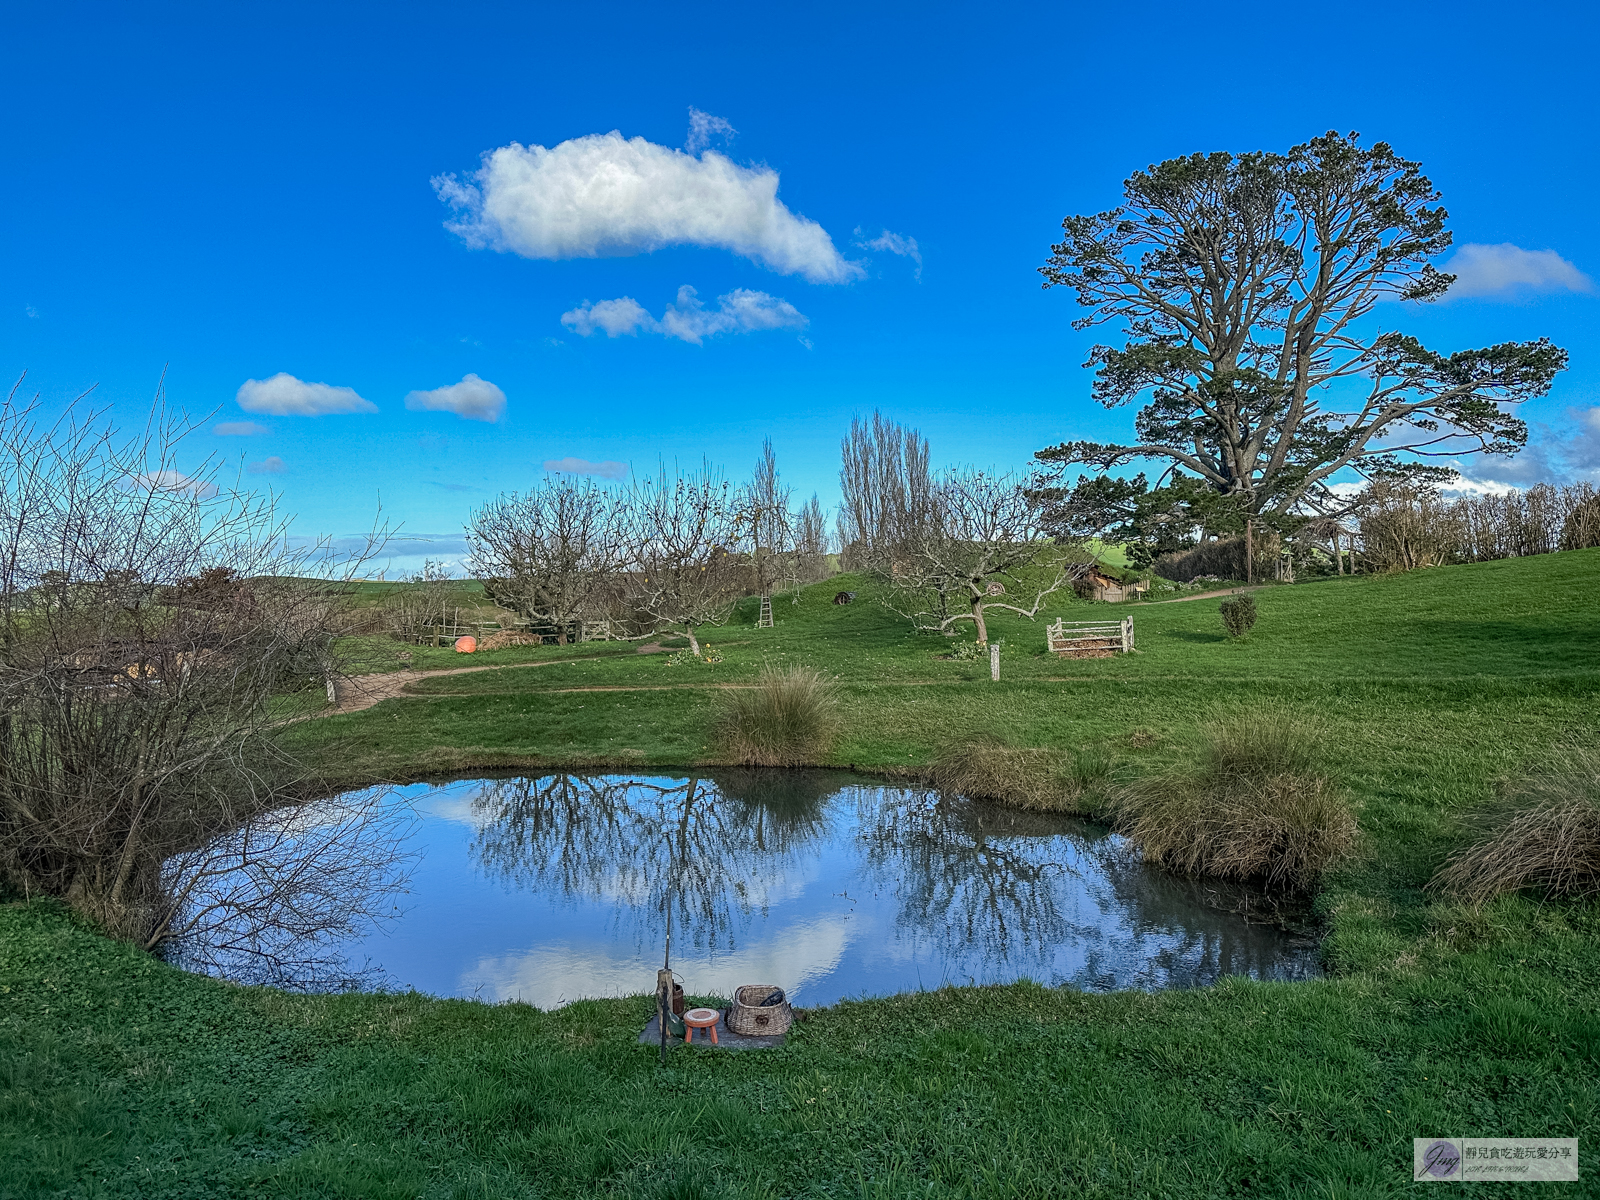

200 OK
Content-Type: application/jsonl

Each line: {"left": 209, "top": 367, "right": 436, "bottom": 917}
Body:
{"left": 4, "top": 898, "right": 1597, "bottom": 1198}
{"left": 5, "top": 551, "right": 1600, "bottom": 1196}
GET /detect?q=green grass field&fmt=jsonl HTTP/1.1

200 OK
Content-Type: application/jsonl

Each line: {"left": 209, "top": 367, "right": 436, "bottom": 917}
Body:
{"left": 5, "top": 552, "right": 1599, "bottom": 1197}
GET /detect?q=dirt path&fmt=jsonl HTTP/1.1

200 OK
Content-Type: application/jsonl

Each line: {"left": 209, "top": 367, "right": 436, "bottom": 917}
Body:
{"left": 1143, "top": 585, "right": 1265, "bottom": 605}
{"left": 328, "top": 658, "right": 590, "bottom": 714}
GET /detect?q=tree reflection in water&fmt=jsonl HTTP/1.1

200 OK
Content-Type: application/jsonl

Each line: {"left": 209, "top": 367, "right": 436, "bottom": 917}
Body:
{"left": 851, "top": 786, "right": 1078, "bottom": 969}
{"left": 469, "top": 771, "right": 841, "bottom": 955}
{"left": 470, "top": 771, "right": 1105, "bottom": 971}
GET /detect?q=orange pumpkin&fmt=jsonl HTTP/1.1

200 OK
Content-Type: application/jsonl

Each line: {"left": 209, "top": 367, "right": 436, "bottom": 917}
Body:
{"left": 454, "top": 636, "right": 477, "bottom": 654}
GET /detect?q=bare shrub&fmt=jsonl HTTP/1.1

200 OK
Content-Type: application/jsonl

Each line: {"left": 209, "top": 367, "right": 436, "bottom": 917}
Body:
{"left": 1219, "top": 594, "right": 1257, "bottom": 638}
{"left": 1113, "top": 711, "right": 1357, "bottom": 890}
{"left": 1430, "top": 748, "right": 1600, "bottom": 904}
{"left": 379, "top": 558, "right": 460, "bottom": 644}
{"left": 0, "top": 380, "right": 393, "bottom": 967}
{"left": 716, "top": 667, "right": 840, "bottom": 767}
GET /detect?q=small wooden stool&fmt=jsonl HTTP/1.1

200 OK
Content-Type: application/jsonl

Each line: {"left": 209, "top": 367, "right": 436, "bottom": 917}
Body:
{"left": 682, "top": 1007, "right": 720, "bottom": 1045}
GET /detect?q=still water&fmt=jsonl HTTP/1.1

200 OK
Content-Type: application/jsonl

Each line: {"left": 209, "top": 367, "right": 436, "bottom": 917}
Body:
{"left": 323, "top": 771, "right": 1320, "bottom": 1008}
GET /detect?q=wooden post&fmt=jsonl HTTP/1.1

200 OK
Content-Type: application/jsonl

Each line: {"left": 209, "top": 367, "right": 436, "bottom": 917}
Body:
{"left": 989, "top": 642, "right": 1000, "bottom": 681}
{"left": 1121, "top": 618, "right": 1131, "bottom": 653}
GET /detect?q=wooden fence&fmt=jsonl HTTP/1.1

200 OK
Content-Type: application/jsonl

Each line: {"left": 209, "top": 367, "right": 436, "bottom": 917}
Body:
{"left": 412, "top": 612, "right": 623, "bottom": 647}
{"left": 1046, "top": 617, "right": 1134, "bottom": 657}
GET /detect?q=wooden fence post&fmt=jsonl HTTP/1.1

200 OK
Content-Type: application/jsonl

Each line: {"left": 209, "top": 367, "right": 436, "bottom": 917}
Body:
{"left": 990, "top": 642, "right": 1000, "bottom": 682}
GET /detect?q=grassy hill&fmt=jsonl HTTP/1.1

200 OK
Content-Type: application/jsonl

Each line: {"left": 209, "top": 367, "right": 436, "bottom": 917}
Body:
{"left": 4, "top": 551, "right": 1598, "bottom": 1197}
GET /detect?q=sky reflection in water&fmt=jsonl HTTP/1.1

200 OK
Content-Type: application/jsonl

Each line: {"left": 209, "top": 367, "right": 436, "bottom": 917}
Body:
{"left": 347, "top": 771, "right": 1320, "bottom": 1008}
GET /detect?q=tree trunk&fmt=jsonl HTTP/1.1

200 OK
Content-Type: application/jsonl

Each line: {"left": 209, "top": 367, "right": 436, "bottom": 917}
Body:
{"left": 969, "top": 596, "right": 989, "bottom": 645}
{"left": 685, "top": 625, "right": 701, "bottom": 657}
{"left": 1246, "top": 517, "right": 1254, "bottom": 584}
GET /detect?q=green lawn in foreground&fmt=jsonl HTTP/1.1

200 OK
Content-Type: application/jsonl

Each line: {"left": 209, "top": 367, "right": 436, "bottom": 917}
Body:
{"left": 5, "top": 551, "right": 1600, "bottom": 1197}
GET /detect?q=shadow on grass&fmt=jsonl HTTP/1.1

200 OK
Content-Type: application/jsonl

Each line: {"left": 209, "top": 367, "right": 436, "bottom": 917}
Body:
{"left": 1164, "top": 629, "right": 1228, "bottom": 644}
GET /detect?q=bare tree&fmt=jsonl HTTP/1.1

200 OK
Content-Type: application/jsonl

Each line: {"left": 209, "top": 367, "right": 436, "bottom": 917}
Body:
{"left": 467, "top": 477, "right": 626, "bottom": 643}
{"left": 837, "top": 412, "right": 934, "bottom": 570}
{"left": 788, "top": 493, "right": 832, "bottom": 594}
{"left": 0, "top": 378, "right": 396, "bottom": 969}
{"left": 623, "top": 463, "right": 743, "bottom": 656}
{"left": 378, "top": 558, "right": 459, "bottom": 644}
{"left": 736, "top": 438, "right": 794, "bottom": 604}
{"left": 883, "top": 469, "right": 1088, "bottom": 644}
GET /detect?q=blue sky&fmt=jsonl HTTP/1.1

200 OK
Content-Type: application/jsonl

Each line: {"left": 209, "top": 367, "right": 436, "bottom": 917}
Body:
{"left": 5, "top": 1, "right": 1597, "bottom": 572}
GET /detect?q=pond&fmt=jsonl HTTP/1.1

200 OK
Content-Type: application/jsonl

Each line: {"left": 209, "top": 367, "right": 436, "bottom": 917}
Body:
{"left": 256, "top": 771, "right": 1321, "bottom": 1007}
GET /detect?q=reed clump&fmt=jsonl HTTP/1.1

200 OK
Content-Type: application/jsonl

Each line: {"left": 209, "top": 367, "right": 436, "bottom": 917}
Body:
{"left": 716, "top": 666, "right": 841, "bottom": 767}
{"left": 1430, "top": 748, "right": 1600, "bottom": 905}
{"left": 930, "top": 738, "right": 1113, "bottom": 812}
{"left": 1113, "top": 710, "right": 1357, "bottom": 890}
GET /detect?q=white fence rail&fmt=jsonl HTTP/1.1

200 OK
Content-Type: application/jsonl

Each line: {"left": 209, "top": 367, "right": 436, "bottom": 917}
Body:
{"left": 1046, "top": 617, "right": 1134, "bottom": 656}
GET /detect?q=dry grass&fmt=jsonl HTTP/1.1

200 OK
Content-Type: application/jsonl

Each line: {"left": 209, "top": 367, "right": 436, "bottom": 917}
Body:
{"left": 929, "top": 738, "right": 1113, "bottom": 813}
{"left": 1113, "top": 709, "right": 1357, "bottom": 890}
{"left": 1430, "top": 748, "right": 1600, "bottom": 904}
{"left": 715, "top": 666, "right": 841, "bottom": 767}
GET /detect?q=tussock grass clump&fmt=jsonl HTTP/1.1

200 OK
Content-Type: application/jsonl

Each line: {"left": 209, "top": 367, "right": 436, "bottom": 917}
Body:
{"left": 1431, "top": 748, "right": 1600, "bottom": 904}
{"left": 715, "top": 666, "right": 840, "bottom": 766}
{"left": 930, "top": 738, "right": 1113, "bottom": 812}
{"left": 1114, "top": 710, "right": 1357, "bottom": 890}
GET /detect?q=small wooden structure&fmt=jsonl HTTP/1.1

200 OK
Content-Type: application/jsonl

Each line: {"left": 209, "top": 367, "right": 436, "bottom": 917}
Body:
{"left": 1047, "top": 616, "right": 1135, "bottom": 658}
{"left": 1085, "top": 570, "right": 1149, "bottom": 603}
{"left": 756, "top": 591, "right": 774, "bottom": 628}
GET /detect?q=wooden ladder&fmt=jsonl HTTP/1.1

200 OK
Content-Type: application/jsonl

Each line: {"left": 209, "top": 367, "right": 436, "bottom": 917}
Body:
{"left": 757, "top": 591, "right": 774, "bottom": 628}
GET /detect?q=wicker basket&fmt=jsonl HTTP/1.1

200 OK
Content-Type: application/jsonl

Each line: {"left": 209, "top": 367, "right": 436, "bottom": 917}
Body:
{"left": 726, "top": 984, "right": 792, "bottom": 1036}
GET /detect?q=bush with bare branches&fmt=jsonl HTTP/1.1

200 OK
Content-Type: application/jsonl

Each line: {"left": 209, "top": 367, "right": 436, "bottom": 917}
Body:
{"left": 0, "top": 381, "right": 401, "bottom": 976}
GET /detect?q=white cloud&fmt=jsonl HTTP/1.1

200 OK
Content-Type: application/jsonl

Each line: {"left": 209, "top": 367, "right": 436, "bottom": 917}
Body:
{"left": 856, "top": 227, "right": 922, "bottom": 279}
{"left": 129, "top": 470, "right": 218, "bottom": 499}
{"left": 1443, "top": 243, "right": 1593, "bottom": 299}
{"left": 237, "top": 373, "right": 377, "bottom": 416}
{"left": 404, "top": 373, "right": 507, "bottom": 423}
{"left": 1437, "top": 473, "right": 1523, "bottom": 496}
{"left": 24, "top": 305, "right": 39, "bottom": 319}
{"left": 247, "top": 456, "right": 286, "bottom": 475}
{"left": 685, "top": 107, "right": 735, "bottom": 154}
{"left": 457, "top": 915, "right": 853, "bottom": 1007}
{"left": 543, "top": 457, "right": 628, "bottom": 480}
{"left": 562, "top": 285, "right": 807, "bottom": 346}
{"left": 214, "top": 421, "right": 271, "bottom": 436}
{"left": 559, "top": 296, "right": 655, "bottom": 338}
{"left": 435, "top": 131, "right": 862, "bottom": 284}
